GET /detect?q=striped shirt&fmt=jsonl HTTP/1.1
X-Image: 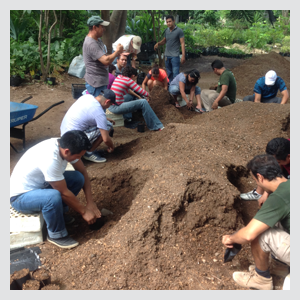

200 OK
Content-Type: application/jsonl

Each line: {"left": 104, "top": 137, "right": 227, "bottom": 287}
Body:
{"left": 111, "top": 75, "right": 149, "bottom": 105}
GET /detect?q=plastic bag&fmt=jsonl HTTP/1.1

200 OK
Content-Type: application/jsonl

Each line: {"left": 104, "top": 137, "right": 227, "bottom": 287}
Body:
{"left": 68, "top": 54, "right": 86, "bottom": 78}
{"left": 223, "top": 243, "right": 242, "bottom": 263}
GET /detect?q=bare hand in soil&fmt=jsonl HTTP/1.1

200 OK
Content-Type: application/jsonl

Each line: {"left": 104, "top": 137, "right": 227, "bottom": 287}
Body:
{"left": 211, "top": 100, "right": 219, "bottom": 110}
{"left": 222, "top": 235, "right": 234, "bottom": 248}
{"left": 82, "top": 207, "right": 100, "bottom": 224}
{"left": 107, "top": 147, "right": 114, "bottom": 153}
{"left": 86, "top": 202, "right": 101, "bottom": 218}
{"left": 186, "top": 101, "right": 193, "bottom": 109}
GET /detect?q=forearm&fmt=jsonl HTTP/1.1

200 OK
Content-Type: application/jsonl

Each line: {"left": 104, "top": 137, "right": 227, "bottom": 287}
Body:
{"left": 157, "top": 39, "right": 166, "bottom": 46}
{"left": 100, "top": 52, "right": 119, "bottom": 66}
{"left": 128, "top": 89, "right": 140, "bottom": 98}
{"left": 61, "top": 190, "right": 86, "bottom": 215}
{"left": 181, "top": 43, "right": 185, "bottom": 56}
{"left": 281, "top": 91, "right": 289, "bottom": 104}
{"left": 103, "top": 136, "right": 114, "bottom": 149}
{"left": 215, "top": 88, "right": 227, "bottom": 103}
{"left": 228, "top": 227, "right": 252, "bottom": 245}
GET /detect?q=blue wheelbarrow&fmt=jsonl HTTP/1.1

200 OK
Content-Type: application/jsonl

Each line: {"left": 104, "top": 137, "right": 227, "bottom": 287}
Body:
{"left": 10, "top": 96, "right": 64, "bottom": 153}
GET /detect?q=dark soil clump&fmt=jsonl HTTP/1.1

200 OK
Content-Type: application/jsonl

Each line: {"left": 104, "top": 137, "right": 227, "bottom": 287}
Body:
{"left": 41, "top": 284, "right": 60, "bottom": 290}
{"left": 22, "top": 279, "right": 41, "bottom": 290}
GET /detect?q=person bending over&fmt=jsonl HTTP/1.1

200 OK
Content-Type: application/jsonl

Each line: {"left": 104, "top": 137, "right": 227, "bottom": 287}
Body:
{"left": 142, "top": 64, "right": 169, "bottom": 92}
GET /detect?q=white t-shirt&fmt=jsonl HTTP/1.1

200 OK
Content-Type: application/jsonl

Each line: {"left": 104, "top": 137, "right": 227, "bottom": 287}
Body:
{"left": 60, "top": 94, "right": 108, "bottom": 135}
{"left": 10, "top": 138, "right": 69, "bottom": 197}
{"left": 112, "top": 35, "right": 140, "bottom": 55}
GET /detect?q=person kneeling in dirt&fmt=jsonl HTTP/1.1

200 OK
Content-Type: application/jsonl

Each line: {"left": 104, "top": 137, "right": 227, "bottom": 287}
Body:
{"left": 240, "top": 137, "right": 290, "bottom": 207}
{"left": 60, "top": 90, "right": 117, "bottom": 163}
{"left": 10, "top": 130, "right": 101, "bottom": 249}
{"left": 222, "top": 154, "right": 290, "bottom": 290}
{"left": 110, "top": 66, "right": 164, "bottom": 131}
{"left": 168, "top": 69, "right": 204, "bottom": 113}
{"left": 201, "top": 60, "right": 236, "bottom": 112}
{"left": 142, "top": 64, "right": 169, "bottom": 92}
{"left": 243, "top": 70, "right": 289, "bottom": 104}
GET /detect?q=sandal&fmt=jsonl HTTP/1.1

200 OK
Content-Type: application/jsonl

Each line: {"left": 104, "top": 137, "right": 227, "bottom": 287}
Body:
{"left": 195, "top": 108, "right": 204, "bottom": 113}
{"left": 175, "top": 103, "right": 180, "bottom": 108}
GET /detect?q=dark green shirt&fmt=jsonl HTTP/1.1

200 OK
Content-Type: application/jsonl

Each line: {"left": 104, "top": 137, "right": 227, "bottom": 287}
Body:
{"left": 216, "top": 69, "right": 237, "bottom": 103}
{"left": 254, "top": 180, "right": 290, "bottom": 234}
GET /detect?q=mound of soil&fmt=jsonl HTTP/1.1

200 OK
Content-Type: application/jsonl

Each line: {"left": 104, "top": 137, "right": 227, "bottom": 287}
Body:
{"left": 10, "top": 52, "right": 290, "bottom": 290}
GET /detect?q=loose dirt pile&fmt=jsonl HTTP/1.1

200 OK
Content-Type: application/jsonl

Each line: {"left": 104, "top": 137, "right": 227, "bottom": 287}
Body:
{"left": 10, "top": 52, "right": 290, "bottom": 290}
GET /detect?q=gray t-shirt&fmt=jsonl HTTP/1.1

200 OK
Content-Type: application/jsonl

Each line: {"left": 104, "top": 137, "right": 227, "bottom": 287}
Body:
{"left": 114, "top": 64, "right": 123, "bottom": 76}
{"left": 170, "top": 72, "right": 186, "bottom": 87}
{"left": 164, "top": 26, "right": 184, "bottom": 57}
{"left": 83, "top": 36, "right": 108, "bottom": 88}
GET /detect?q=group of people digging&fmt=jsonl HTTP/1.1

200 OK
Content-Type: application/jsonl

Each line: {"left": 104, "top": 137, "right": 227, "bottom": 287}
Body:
{"left": 10, "top": 14, "right": 290, "bottom": 290}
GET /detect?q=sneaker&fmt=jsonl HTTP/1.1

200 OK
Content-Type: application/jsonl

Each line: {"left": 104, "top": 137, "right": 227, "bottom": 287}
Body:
{"left": 158, "top": 127, "right": 165, "bottom": 131}
{"left": 124, "top": 118, "right": 132, "bottom": 123}
{"left": 249, "top": 259, "right": 290, "bottom": 277}
{"left": 240, "top": 189, "right": 262, "bottom": 201}
{"left": 63, "top": 214, "right": 75, "bottom": 225}
{"left": 83, "top": 152, "right": 106, "bottom": 163}
{"left": 233, "top": 269, "right": 273, "bottom": 290}
{"left": 47, "top": 235, "right": 79, "bottom": 249}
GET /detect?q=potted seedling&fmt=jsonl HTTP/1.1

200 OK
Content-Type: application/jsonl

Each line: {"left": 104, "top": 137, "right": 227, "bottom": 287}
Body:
{"left": 10, "top": 60, "right": 25, "bottom": 87}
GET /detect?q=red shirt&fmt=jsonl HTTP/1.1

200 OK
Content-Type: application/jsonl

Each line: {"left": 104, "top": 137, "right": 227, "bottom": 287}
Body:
{"left": 147, "top": 69, "right": 169, "bottom": 82}
{"left": 111, "top": 75, "right": 149, "bottom": 105}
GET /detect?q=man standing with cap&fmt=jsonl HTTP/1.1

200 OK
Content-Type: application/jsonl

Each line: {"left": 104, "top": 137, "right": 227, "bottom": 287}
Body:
{"left": 60, "top": 89, "right": 118, "bottom": 163}
{"left": 112, "top": 35, "right": 142, "bottom": 68}
{"left": 83, "top": 16, "right": 124, "bottom": 97}
{"left": 243, "top": 70, "right": 289, "bottom": 104}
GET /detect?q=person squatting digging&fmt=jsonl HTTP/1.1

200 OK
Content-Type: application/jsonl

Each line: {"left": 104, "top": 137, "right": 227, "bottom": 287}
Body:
{"left": 243, "top": 70, "right": 289, "bottom": 104}
{"left": 240, "top": 137, "right": 290, "bottom": 207}
{"left": 169, "top": 69, "right": 204, "bottom": 113}
{"left": 222, "top": 154, "right": 290, "bottom": 290}
{"left": 142, "top": 64, "right": 169, "bottom": 93}
{"left": 60, "top": 89, "right": 118, "bottom": 163}
{"left": 10, "top": 131, "right": 101, "bottom": 249}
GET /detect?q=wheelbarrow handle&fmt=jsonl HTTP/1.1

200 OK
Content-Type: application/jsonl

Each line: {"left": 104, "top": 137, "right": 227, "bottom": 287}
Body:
{"left": 29, "top": 100, "right": 65, "bottom": 123}
{"left": 21, "top": 96, "right": 33, "bottom": 103}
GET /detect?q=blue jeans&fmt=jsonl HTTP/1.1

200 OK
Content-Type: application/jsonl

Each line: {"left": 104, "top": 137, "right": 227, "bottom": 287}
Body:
{"left": 109, "top": 99, "right": 163, "bottom": 130}
{"left": 10, "top": 171, "right": 85, "bottom": 239}
{"left": 112, "top": 50, "right": 131, "bottom": 66}
{"left": 122, "top": 94, "right": 139, "bottom": 120}
{"left": 85, "top": 84, "right": 107, "bottom": 97}
{"left": 165, "top": 56, "right": 180, "bottom": 83}
{"left": 169, "top": 84, "right": 201, "bottom": 96}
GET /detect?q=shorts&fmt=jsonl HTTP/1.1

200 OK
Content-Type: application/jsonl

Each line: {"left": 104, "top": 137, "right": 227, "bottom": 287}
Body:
{"left": 83, "top": 122, "right": 113, "bottom": 144}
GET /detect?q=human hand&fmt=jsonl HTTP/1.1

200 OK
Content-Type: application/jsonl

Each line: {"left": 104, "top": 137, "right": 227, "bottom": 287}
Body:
{"left": 211, "top": 100, "right": 219, "bottom": 110}
{"left": 258, "top": 194, "right": 268, "bottom": 209}
{"left": 86, "top": 202, "right": 101, "bottom": 218}
{"left": 82, "top": 207, "right": 98, "bottom": 225}
{"left": 222, "top": 235, "right": 234, "bottom": 248}
{"left": 186, "top": 100, "right": 193, "bottom": 109}
{"left": 116, "top": 43, "right": 124, "bottom": 55}
{"left": 181, "top": 56, "right": 186, "bottom": 64}
{"left": 107, "top": 147, "right": 114, "bottom": 153}
{"left": 154, "top": 43, "right": 158, "bottom": 50}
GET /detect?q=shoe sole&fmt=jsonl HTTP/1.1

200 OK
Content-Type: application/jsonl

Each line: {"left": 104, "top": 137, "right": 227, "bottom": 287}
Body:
{"left": 83, "top": 157, "right": 107, "bottom": 163}
{"left": 47, "top": 237, "right": 79, "bottom": 249}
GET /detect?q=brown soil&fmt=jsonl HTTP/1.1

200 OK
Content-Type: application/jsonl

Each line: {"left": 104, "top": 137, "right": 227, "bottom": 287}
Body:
{"left": 22, "top": 279, "right": 41, "bottom": 290}
{"left": 12, "top": 268, "right": 30, "bottom": 280}
{"left": 10, "top": 52, "right": 290, "bottom": 290}
{"left": 32, "top": 268, "right": 51, "bottom": 285}
{"left": 41, "top": 284, "right": 60, "bottom": 290}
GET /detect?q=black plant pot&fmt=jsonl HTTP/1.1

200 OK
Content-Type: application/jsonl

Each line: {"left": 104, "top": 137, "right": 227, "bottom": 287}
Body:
{"left": 137, "top": 122, "right": 145, "bottom": 133}
{"left": 34, "top": 74, "right": 41, "bottom": 80}
{"left": 10, "top": 75, "right": 22, "bottom": 87}
{"left": 46, "top": 77, "right": 56, "bottom": 85}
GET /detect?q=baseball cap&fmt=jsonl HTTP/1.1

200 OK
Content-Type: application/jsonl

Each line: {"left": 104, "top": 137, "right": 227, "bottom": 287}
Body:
{"left": 102, "top": 89, "right": 119, "bottom": 106}
{"left": 265, "top": 70, "right": 277, "bottom": 85}
{"left": 87, "top": 16, "right": 110, "bottom": 27}
{"left": 132, "top": 36, "right": 142, "bottom": 51}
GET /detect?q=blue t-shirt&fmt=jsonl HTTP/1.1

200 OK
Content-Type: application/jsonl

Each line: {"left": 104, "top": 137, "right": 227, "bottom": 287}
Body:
{"left": 253, "top": 76, "right": 287, "bottom": 99}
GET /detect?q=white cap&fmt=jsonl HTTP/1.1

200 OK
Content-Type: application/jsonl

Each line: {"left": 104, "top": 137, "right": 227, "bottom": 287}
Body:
{"left": 265, "top": 70, "right": 277, "bottom": 85}
{"left": 132, "top": 36, "right": 142, "bottom": 50}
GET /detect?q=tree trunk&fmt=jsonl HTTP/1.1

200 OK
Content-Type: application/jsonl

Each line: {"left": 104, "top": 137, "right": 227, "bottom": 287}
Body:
{"left": 101, "top": 10, "right": 112, "bottom": 54}
{"left": 101, "top": 10, "right": 127, "bottom": 54}
{"left": 44, "top": 11, "right": 49, "bottom": 43}
{"left": 38, "top": 11, "right": 46, "bottom": 79}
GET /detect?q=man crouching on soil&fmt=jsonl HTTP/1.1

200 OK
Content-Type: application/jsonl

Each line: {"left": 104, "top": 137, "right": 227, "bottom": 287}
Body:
{"left": 222, "top": 154, "right": 290, "bottom": 290}
{"left": 10, "top": 130, "right": 101, "bottom": 249}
